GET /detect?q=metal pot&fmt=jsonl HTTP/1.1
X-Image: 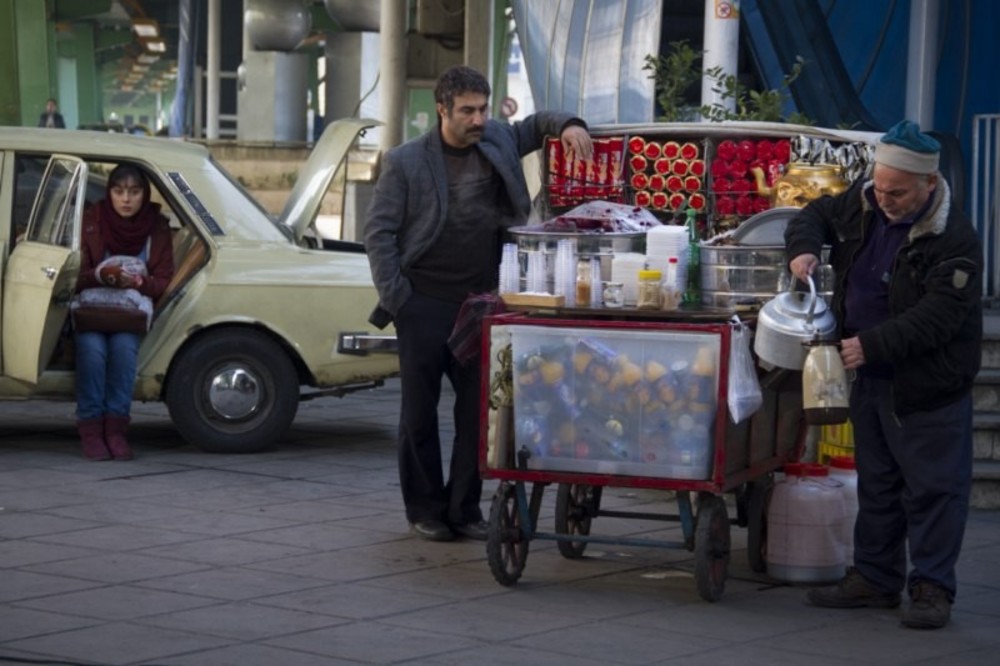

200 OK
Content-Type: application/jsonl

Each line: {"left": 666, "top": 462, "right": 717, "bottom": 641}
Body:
{"left": 699, "top": 244, "right": 833, "bottom": 310}
{"left": 754, "top": 275, "right": 837, "bottom": 370}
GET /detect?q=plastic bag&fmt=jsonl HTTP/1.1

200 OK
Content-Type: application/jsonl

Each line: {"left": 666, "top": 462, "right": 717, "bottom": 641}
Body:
{"left": 535, "top": 201, "right": 662, "bottom": 234}
{"left": 728, "top": 315, "right": 763, "bottom": 424}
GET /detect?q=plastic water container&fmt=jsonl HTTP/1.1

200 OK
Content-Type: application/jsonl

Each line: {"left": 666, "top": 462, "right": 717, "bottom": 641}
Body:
{"left": 766, "top": 463, "right": 847, "bottom": 583}
{"left": 828, "top": 455, "right": 859, "bottom": 565}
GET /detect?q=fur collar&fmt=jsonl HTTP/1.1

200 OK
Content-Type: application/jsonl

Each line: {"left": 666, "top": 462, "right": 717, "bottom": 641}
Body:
{"left": 861, "top": 175, "right": 951, "bottom": 240}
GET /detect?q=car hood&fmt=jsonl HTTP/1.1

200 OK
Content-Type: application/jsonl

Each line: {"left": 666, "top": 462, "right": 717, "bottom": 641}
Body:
{"left": 279, "top": 117, "right": 381, "bottom": 241}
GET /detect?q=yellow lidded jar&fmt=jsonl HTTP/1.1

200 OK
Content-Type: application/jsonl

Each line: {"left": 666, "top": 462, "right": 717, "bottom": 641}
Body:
{"left": 637, "top": 269, "right": 663, "bottom": 310}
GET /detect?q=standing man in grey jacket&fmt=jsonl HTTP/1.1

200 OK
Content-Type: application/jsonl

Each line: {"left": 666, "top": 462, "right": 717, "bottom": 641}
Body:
{"left": 364, "top": 65, "right": 592, "bottom": 542}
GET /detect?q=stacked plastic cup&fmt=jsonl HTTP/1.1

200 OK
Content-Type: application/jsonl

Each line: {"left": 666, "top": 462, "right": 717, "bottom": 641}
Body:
{"left": 553, "top": 239, "right": 577, "bottom": 306}
{"left": 498, "top": 243, "right": 519, "bottom": 294}
{"left": 525, "top": 250, "right": 546, "bottom": 292}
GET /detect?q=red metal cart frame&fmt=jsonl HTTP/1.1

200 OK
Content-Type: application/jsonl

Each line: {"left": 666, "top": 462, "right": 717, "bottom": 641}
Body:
{"left": 478, "top": 309, "right": 805, "bottom": 601}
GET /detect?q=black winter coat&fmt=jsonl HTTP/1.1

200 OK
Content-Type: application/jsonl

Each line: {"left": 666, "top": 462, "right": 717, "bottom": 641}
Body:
{"left": 785, "top": 177, "right": 982, "bottom": 415}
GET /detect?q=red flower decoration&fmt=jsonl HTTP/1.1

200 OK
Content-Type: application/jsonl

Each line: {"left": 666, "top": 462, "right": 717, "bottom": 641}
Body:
{"left": 710, "top": 159, "right": 730, "bottom": 179}
{"left": 684, "top": 176, "right": 702, "bottom": 192}
{"left": 715, "top": 195, "right": 736, "bottom": 215}
{"left": 671, "top": 160, "right": 689, "bottom": 177}
{"left": 753, "top": 195, "right": 771, "bottom": 213}
{"left": 644, "top": 142, "right": 662, "bottom": 159}
{"left": 654, "top": 158, "right": 671, "bottom": 174}
{"left": 628, "top": 136, "right": 646, "bottom": 154}
{"left": 737, "top": 140, "right": 756, "bottom": 163}
{"left": 649, "top": 174, "right": 666, "bottom": 191}
{"left": 689, "top": 159, "right": 706, "bottom": 177}
{"left": 727, "top": 159, "right": 748, "bottom": 179}
{"left": 666, "top": 175, "right": 684, "bottom": 192}
{"left": 635, "top": 191, "right": 651, "bottom": 207}
{"left": 652, "top": 191, "right": 669, "bottom": 210}
{"left": 688, "top": 192, "right": 707, "bottom": 210}
{"left": 775, "top": 140, "right": 792, "bottom": 163}
{"left": 736, "top": 194, "right": 755, "bottom": 216}
{"left": 662, "top": 141, "right": 681, "bottom": 159}
{"left": 755, "top": 140, "right": 774, "bottom": 161}
{"left": 716, "top": 139, "right": 737, "bottom": 161}
{"left": 712, "top": 177, "right": 732, "bottom": 194}
{"left": 631, "top": 173, "right": 649, "bottom": 190}
{"left": 669, "top": 193, "right": 687, "bottom": 210}
{"left": 629, "top": 155, "right": 647, "bottom": 173}
{"left": 680, "top": 142, "right": 700, "bottom": 160}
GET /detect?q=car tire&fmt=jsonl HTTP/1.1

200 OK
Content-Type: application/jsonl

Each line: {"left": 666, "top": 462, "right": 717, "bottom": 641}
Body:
{"left": 165, "top": 328, "right": 299, "bottom": 453}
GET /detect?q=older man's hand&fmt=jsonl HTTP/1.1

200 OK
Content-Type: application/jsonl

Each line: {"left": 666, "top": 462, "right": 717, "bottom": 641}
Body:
{"left": 561, "top": 124, "right": 593, "bottom": 162}
{"left": 789, "top": 253, "right": 820, "bottom": 283}
{"left": 840, "top": 336, "right": 866, "bottom": 370}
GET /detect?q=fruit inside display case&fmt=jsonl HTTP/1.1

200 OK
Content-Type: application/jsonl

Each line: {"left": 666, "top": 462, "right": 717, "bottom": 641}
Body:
{"left": 507, "top": 324, "right": 721, "bottom": 480}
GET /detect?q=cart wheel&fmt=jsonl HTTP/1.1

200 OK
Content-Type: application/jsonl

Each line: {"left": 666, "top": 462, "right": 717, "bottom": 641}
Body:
{"left": 486, "top": 482, "right": 530, "bottom": 586}
{"left": 554, "top": 483, "right": 603, "bottom": 559}
{"left": 694, "top": 493, "right": 731, "bottom": 602}
{"left": 746, "top": 476, "right": 774, "bottom": 574}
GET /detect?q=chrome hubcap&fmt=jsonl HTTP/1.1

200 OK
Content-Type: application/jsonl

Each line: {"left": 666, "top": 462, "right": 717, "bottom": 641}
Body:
{"left": 207, "top": 365, "right": 262, "bottom": 420}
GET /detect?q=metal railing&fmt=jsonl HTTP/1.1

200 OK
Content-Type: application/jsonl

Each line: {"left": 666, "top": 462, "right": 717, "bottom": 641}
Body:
{"left": 972, "top": 114, "right": 1000, "bottom": 301}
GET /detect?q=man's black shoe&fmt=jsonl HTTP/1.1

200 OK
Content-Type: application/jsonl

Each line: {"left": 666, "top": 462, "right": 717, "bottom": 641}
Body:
{"left": 452, "top": 519, "right": 489, "bottom": 541}
{"left": 410, "top": 520, "right": 454, "bottom": 542}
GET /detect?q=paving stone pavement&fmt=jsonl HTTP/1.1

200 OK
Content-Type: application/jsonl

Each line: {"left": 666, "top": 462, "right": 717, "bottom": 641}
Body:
{"left": 1, "top": 378, "right": 999, "bottom": 665}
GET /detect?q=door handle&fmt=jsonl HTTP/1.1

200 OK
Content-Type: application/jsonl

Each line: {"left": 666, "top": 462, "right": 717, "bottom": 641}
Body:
{"left": 41, "top": 266, "right": 58, "bottom": 280}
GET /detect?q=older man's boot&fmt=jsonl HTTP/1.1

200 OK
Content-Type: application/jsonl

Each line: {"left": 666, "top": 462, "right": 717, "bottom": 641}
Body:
{"left": 104, "top": 415, "right": 133, "bottom": 460}
{"left": 77, "top": 418, "right": 110, "bottom": 461}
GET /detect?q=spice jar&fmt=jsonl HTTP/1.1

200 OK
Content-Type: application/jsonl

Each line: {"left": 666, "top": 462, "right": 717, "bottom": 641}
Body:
{"left": 661, "top": 256, "right": 681, "bottom": 311}
{"left": 637, "top": 269, "right": 663, "bottom": 310}
{"left": 602, "top": 281, "right": 625, "bottom": 308}
{"left": 576, "top": 259, "right": 592, "bottom": 306}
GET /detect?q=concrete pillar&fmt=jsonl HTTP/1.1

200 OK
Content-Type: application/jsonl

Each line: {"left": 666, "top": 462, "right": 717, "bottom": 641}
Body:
{"left": 465, "top": 0, "right": 492, "bottom": 79}
{"left": 700, "top": 0, "right": 740, "bottom": 117}
{"left": 206, "top": 0, "right": 221, "bottom": 139}
{"left": 378, "top": 0, "right": 406, "bottom": 151}
{"left": 905, "top": 0, "right": 939, "bottom": 128}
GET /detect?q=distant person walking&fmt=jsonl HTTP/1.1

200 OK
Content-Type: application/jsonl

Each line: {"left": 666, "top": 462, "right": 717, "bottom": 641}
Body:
{"left": 38, "top": 98, "right": 65, "bottom": 129}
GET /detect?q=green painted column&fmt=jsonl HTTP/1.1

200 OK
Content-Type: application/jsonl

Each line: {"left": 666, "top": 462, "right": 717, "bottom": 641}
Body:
{"left": 0, "top": 0, "right": 21, "bottom": 125}
{"left": 63, "top": 22, "right": 100, "bottom": 125}
{"left": 15, "top": 0, "right": 58, "bottom": 126}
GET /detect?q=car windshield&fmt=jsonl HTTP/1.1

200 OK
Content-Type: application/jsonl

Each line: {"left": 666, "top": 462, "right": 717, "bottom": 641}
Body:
{"left": 205, "top": 156, "right": 294, "bottom": 241}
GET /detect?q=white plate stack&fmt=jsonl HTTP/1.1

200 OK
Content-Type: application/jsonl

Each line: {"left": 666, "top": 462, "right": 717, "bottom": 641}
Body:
{"left": 646, "top": 225, "right": 690, "bottom": 293}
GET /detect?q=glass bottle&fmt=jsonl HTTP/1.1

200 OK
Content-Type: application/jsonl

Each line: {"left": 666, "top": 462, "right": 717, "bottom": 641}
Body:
{"left": 684, "top": 207, "right": 701, "bottom": 304}
{"left": 576, "top": 259, "right": 591, "bottom": 307}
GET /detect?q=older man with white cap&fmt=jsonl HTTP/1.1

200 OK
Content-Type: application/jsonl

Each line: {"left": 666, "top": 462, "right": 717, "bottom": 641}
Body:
{"left": 785, "top": 119, "right": 983, "bottom": 629}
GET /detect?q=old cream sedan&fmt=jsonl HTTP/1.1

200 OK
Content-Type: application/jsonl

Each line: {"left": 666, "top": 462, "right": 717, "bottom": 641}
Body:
{"left": 0, "top": 120, "right": 398, "bottom": 453}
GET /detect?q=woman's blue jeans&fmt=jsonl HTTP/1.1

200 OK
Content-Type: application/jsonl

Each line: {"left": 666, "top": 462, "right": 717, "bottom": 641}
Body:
{"left": 75, "top": 331, "right": 141, "bottom": 420}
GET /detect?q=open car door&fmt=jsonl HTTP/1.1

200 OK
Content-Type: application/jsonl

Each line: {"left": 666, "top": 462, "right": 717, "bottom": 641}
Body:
{"left": 2, "top": 155, "right": 87, "bottom": 383}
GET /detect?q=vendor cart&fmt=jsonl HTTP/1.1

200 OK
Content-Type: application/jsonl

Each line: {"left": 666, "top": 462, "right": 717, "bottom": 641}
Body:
{"left": 478, "top": 307, "right": 806, "bottom": 602}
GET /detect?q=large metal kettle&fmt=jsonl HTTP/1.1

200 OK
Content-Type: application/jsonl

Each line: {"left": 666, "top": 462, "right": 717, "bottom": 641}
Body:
{"left": 754, "top": 275, "right": 837, "bottom": 370}
{"left": 802, "top": 340, "right": 850, "bottom": 424}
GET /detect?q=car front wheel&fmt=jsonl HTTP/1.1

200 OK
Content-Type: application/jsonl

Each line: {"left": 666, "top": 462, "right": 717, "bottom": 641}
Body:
{"left": 165, "top": 328, "right": 299, "bottom": 453}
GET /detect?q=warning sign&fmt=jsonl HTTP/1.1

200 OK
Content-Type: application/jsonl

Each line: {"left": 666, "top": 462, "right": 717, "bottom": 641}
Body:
{"left": 715, "top": 0, "right": 740, "bottom": 19}
{"left": 500, "top": 96, "right": 519, "bottom": 119}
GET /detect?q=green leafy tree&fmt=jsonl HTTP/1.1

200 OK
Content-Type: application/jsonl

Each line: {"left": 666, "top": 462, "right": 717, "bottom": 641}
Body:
{"left": 645, "top": 41, "right": 813, "bottom": 125}
{"left": 643, "top": 40, "right": 702, "bottom": 122}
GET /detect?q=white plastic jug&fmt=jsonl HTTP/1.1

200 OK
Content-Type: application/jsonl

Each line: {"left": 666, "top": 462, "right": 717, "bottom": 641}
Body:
{"left": 766, "top": 463, "right": 847, "bottom": 583}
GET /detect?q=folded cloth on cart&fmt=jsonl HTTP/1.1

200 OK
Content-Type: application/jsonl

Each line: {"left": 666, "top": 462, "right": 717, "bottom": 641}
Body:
{"left": 535, "top": 201, "right": 662, "bottom": 234}
{"left": 448, "top": 292, "right": 506, "bottom": 366}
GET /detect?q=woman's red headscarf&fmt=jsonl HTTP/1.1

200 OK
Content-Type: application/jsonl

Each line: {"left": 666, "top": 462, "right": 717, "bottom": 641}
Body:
{"left": 98, "top": 164, "right": 161, "bottom": 255}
